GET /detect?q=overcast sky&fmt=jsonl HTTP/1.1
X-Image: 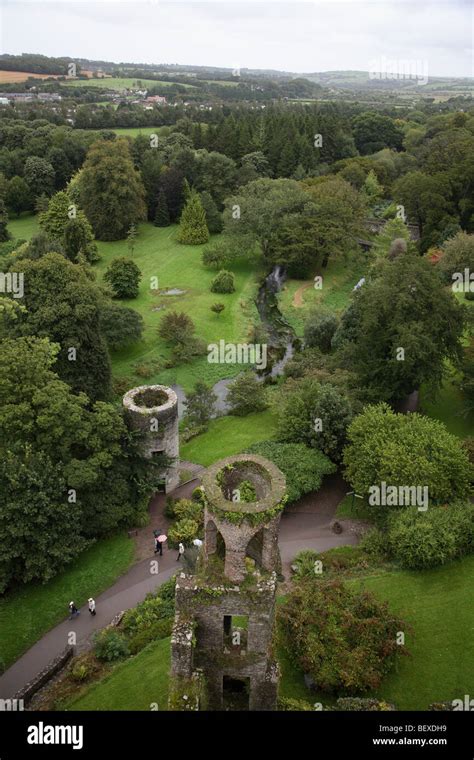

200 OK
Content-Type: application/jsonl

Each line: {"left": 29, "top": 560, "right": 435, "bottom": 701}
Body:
{"left": 0, "top": 0, "right": 472, "bottom": 78}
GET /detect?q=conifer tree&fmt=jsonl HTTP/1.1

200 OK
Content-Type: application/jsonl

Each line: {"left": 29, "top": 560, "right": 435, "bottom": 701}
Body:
{"left": 154, "top": 190, "right": 171, "bottom": 227}
{"left": 177, "top": 190, "right": 209, "bottom": 245}
{"left": 200, "top": 191, "right": 223, "bottom": 233}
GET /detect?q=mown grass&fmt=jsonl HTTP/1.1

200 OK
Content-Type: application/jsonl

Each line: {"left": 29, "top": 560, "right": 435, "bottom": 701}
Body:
{"left": 110, "top": 126, "right": 171, "bottom": 138}
{"left": 7, "top": 212, "right": 38, "bottom": 241}
{"left": 0, "top": 535, "right": 134, "bottom": 673}
{"left": 277, "top": 253, "right": 368, "bottom": 337}
{"left": 94, "top": 222, "right": 262, "bottom": 393}
{"left": 67, "top": 637, "right": 170, "bottom": 711}
{"left": 7, "top": 217, "right": 262, "bottom": 393}
{"left": 354, "top": 555, "right": 474, "bottom": 710}
{"left": 180, "top": 408, "right": 279, "bottom": 466}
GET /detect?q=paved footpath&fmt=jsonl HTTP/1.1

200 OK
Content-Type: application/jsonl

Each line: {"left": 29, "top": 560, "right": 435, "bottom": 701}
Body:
{"left": 0, "top": 473, "right": 355, "bottom": 699}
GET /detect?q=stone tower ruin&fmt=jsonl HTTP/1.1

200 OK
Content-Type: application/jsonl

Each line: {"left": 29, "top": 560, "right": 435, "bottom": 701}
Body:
{"left": 123, "top": 384, "right": 179, "bottom": 493}
{"left": 170, "top": 454, "right": 286, "bottom": 711}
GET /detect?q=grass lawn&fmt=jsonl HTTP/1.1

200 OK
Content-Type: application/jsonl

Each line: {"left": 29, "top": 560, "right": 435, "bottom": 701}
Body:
{"left": 278, "top": 555, "right": 474, "bottom": 710}
{"left": 65, "top": 77, "right": 196, "bottom": 90}
{"left": 277, "top": 252, "right": 368, "bottom": 337}
{"left": 110, "top": 126, "right": 172, "bottom": 138}
{"left": 6, "top": 218, "right": 261, "bottom": 393}
{"left": 7, "top": 212, "right": 38, "bottom": 241}
{"left": 67, "top": 637, "right": 170, "bottom": 711}
{"left": 94, "top": 222, "right": 261, "bottom": 393}
{"left": 180, "top": 408, "right": 279, "bottom": 466}
{"left": 355, "top": 556, "right": 474, "bottom": 710}
{"left": 0, "top": 534, "right": 134, "bottom": 673}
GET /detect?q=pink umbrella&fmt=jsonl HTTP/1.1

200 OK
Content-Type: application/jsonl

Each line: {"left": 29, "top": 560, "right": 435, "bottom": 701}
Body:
{"left": 157, "top": 534, "right": 167, "bottom": 543}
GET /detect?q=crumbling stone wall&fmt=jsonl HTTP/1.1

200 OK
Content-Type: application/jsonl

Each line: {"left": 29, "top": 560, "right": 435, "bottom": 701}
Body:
{"left": 170, "top": 454, "right": 286, "bottom": 711}
{"left": 123, "top": 384, "right": 179, "bottom": 492}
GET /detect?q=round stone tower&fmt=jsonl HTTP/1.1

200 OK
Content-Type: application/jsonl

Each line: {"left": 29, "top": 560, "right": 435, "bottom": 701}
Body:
{"left": 201, "top": 453, "right": 286, "bottom": 582}
{"left": 123, "top": 384, "right": 179, "bottom": 493}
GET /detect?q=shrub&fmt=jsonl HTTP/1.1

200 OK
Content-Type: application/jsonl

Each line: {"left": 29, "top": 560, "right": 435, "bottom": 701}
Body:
{"left": 122, "top": 585, "right": 175, "bottom": 637}
{"left": 462, "top": 437, "right": 474, "bottom": 465}
{"left": 387, "top": 503, "right": 474, "bottom": 570}
{"left": 277, "top": 378, "right": 353, "bottom": 462}
{"left": 343, "top": 403, "right": 473, "bottom": 504}
{"left": 246, "top": 441, "right": 335, "bottom": 504}
{"left": 292, "top": 545, "right": 377, "bottom": 579}
{"left": 128, "top": 619, "right": 173, "bottom": 654}
{"left": 210, "top": 269, "right": 235, "bottom": 294}
{"left": 173, "top": 498, "right": 204, "bottom": 527}
{"left": 165, "top": 496, "right": 176, "bottom": 518}
{"left": 291, "top": 549, "right": 320, "bottom": 579}
{"left": 168, "top": 518, "right": 199, "bottom": 547}
{"left": 68, "top": 653, "right": 103, "bottom": 683}
{"left": 227, "top": 371, "right": 267, "bottom": 416}
{"left": 358, "top": 528, "right": 390, "bottom": 560}
{"left": 304, "top": 310, "right": 338, "bottom": 353}
{"left": 236, "top": 479, "right": 257, "bottom": 502}
{"left": 278, "top": 579, "right": 407, "bottom": 693}
{"left": 277, "top": 697, "right": 314, "bottom": 711}
{"left": 192, "top": 486, "right": 205, "bottom": 502}
{"left": 93, "top": 629, "right": 130, "bottom": 662}
{"left": 336, "top": 697, "right": 395, "bottom": 711}
{"left": 104, "top": 257, "right": 142, "bottom": 299}
{"left": 202, "top": 244, "right": 228, "bottom": 270}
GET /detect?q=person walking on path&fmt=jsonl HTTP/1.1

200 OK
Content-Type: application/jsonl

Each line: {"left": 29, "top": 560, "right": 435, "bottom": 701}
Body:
{"left": 153, "top": 529, "right": 164, "bottom": 556}
{"left": 177, "top": 542, "right": 185, "bottom": 561}
{"left": 69, "top": 601, "right": 79, "bottom": 619}
{"left": 88, "top": 598, "right": 96, "bottom": 616}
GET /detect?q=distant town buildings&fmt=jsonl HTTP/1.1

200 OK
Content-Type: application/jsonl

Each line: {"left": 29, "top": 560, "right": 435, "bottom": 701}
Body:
{"left": 0, "top": 92, "right": 62, "bottom": 102}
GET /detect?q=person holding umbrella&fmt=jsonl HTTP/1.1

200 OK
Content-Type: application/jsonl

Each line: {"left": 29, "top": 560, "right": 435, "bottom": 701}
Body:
{"left": 154, "top": 529, "right": 166, "bottom": 555}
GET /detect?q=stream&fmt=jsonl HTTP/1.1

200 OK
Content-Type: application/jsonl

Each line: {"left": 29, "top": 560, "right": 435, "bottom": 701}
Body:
{"left": 173, "top": 265, "right": 297, "bottom": 418}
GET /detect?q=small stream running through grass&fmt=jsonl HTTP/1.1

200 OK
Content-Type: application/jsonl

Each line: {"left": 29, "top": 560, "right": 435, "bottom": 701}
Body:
{"left": 173, "top": 265, "right": 298, "bottom": 418}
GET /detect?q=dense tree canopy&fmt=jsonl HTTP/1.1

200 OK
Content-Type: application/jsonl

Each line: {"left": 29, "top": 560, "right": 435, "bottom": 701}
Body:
{"left": 343, "top": 403, "right": 473, "bottom": 504}
{"left": 78, "top": 139, "right": 147, "bottom": 240}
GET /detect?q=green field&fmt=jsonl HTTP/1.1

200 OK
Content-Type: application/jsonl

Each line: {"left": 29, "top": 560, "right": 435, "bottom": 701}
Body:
{"left": 93, "top": 222, "right": 262, "bottom": 392}
{"left": 6, "top": 217, "right": 262, "bottom": 393}
{"left": 180, "top": 408, "right": 279, "bottom": 466}
{"left": 357, "top": 556, "right": 474, "bottom": 710}
{"left": 0, "top": 534, "right": 134, "bottom": 672}
{"left": 110, "top": 126, "right": 172, "bottom": 138}
{"left": 65, "top": 77, "right": 196, "bottom": 90}
{"left": 277, "top": 253, "right": 368, "bottom": 337}
{"left": 67, "top": 637, "right": 170, "bottom": 711}
{"left": 7, "top": 212, "right": 38, "bottom": 241}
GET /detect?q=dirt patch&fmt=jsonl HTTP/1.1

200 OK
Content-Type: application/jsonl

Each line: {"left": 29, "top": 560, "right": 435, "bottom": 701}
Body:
{"left": 292, "top": 281, "right": 313, "bottom": 308}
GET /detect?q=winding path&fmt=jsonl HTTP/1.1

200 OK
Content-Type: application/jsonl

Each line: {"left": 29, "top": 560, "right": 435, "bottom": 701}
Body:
{"left": 0, "top": 473, "right": 356, "bottom": 699}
